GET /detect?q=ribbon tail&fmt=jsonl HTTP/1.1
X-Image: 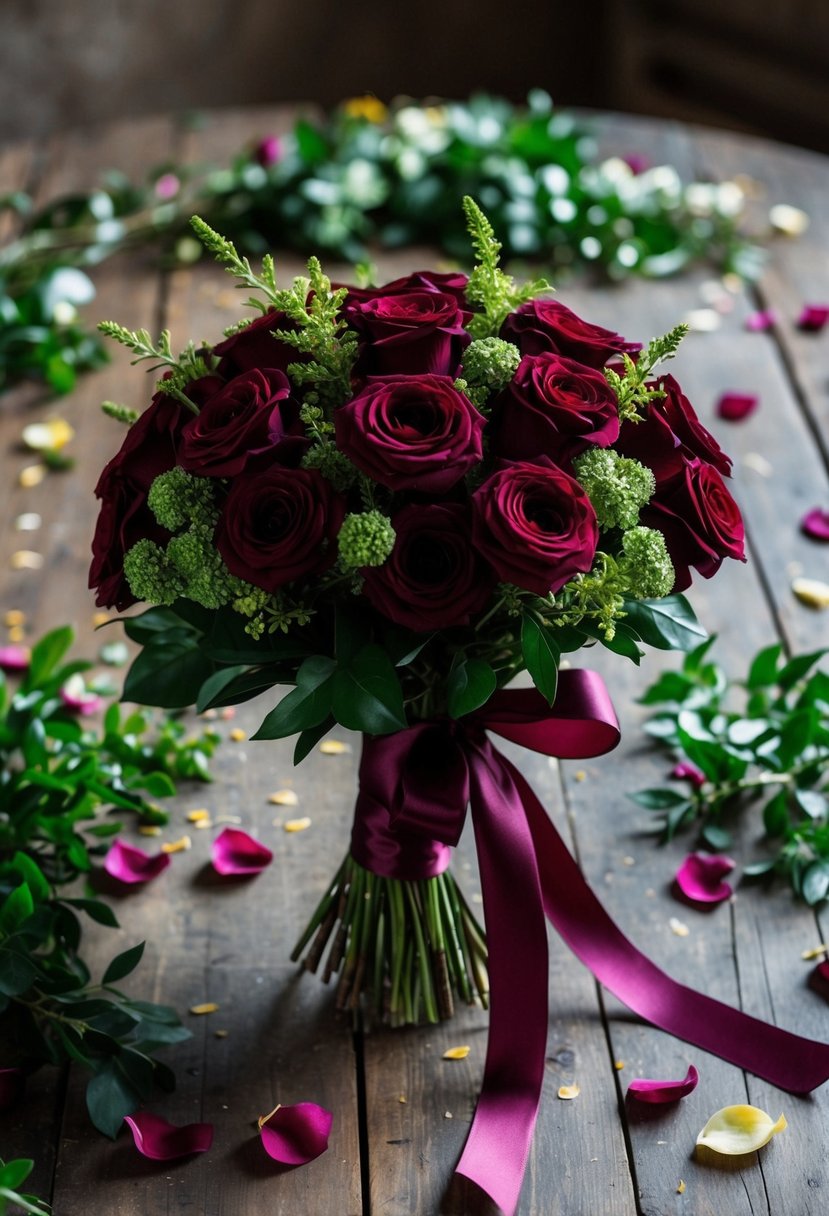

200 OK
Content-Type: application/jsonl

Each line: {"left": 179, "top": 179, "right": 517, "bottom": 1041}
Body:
{"left": 499, "top": 753, "right": 829, "bottom": 1094}
{"left": 454, "top": 741, "right": 549, "bottom": 1216}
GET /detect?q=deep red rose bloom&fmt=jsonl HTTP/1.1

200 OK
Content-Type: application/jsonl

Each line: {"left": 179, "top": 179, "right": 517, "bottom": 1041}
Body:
{"left": 617, "top": 375, "right": 733, "bottom": 485}
{"left": 500, "top": 298, "right": 641, "bottom": 369}
{"left": 362, "top": 504, "right": 495, "bottom": 632}
{"left": 654, "top": 375, "right": 732, "bottom": 477}
{"left": 212, "top": 309, "right": 303, "bottom": 378}
{"left": 335, "top": 374, "right": 485, "bottom": 493}
{"left": 615, "top": 408, "right": 684, "bottom": 484}
{"left": 179, "top": 368, "right": 298, "bottom": 478}
{"left": 215, "top": 465, "right": 345, "bottom": 592}
{"left": 642, "top": 458, "right": 746, "bottom": 591}
{"left": 471, "top": 461, "right": 599, "bottom": 596}
{"left": 89, "top": 391, "right": 188, "bottom": 610}
{"left": 345, "top": 290, "right": 472, "bottom": 377}
{"left": 492, "top": 352, "right": 620, "bottom": 465}
{"left": 341, "top": 270, "right": 469, "bottom": 308}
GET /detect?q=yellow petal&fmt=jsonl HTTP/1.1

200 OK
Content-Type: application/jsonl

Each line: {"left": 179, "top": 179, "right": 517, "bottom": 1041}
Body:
{"left": 189, "top": 1002, "right": 219, "bottom": 1015}
{"left": 792, "top": 577, "right": 829, "bottom": 610}
{"left": 284, "top": 817, "right": 311, "bottom": 833}
{"left": 15, "top": 513, "right": 42, "bottom": 531}
{"left": 161, "top": 835, "right": 192, "bottom": 853}
{"left": 801, "top": 944, "right": 829, "bottom": 961}
{"left": 3, "top": 610, "right": 26, "bottom": 627}
{"left": 319, "top": 739, "right": 350, "bottom": 755}
{"left": 186, "top": 808, "right": 212, "bottom": 822}
{"left": 696, "top": 1105, "right": 787, "bottom": 1155}
{"left": 614, "top": 1060, "right": 625, "bottom": 1071}
{"left": 257, "top": 1103, "right": 281, "bottom": 1130}
{"left": 214, "top": 1029, "right": 229, "bottom": 1039}
{"left": 442, "top": 1045, "right": 471, "bottom": 1060}
{"left": 19, "top": 464, "right": 46, "bottom": 488}
{"left": 11, "top": 550, "right": 44, "bottom": 570}
{"left": 669, "top": 917, "right": 690, "bottom": 937}
{"left": 557, "top": 1084, "right": 581, "bottom": 1100}
{"left": 769, "top": 203, "right": 809, "bottom": 235}
{"left": 229, "top": 728, "right": 247, "bottom": 742}
{"left": 268, "top": 789, "right": 299, "bottom": 806}
{"left": 91, "top": 611, "right": 111, "bottom": 628}
{"left": 7, "top": 625, "right": 25, "bottom": 643}
{"left": 22, "top": 419, "right": 75, "bottom": 452}
{"left": 138, "top": 825, "right": 162, "bottom": 837}
{"left": 677, "top": 1180, "right": 686, "bottom": 1194}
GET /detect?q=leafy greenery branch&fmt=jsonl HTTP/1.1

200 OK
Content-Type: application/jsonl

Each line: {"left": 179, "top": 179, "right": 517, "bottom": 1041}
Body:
{"left": 462, "top": 196, "right": 549, "bottom": 338}
{"left": 604, "top": 322, "right": 689, "bottom": 422}
{"left": 0, "top": 1158, "right": 50, "bottom": 1216}
{"left": 96, "top": 321, "right": 215, "bottom": 413}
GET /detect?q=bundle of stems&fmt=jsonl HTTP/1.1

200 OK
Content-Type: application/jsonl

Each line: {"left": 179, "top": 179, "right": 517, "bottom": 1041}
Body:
{"left": 292, "top": 855, "right": 489, "bottom": 1027}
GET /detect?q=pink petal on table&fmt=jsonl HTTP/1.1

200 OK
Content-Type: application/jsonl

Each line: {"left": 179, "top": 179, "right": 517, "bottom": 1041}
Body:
{"left": 0, "top": 1067, "right": 25, "bottom": 1111}
{"left": 622, "top": 153, "right": 649, "bottom": 175}
{"left": 628, "top": 1063, "right": 699, "bottom": 1104}
{"left": 671, "top": 761, "right": 706, "bottom": 788}
{"left": 744, "top": 309, "right": 778, "bottom": 332}
{"left": 212, "top": 827, "right": 273, "bottom": 877}
{"left": 60, "top": 675, "right": 104, "bottom": 715}
{"left": 154, "top": 173, "right": 180, "bottom": 200}
{"left": 797, "top": 304, "right": 829, "bottom": 332}
{"left": 124, "top": 1111, "right": 213, "bottom": 1160}
{"left": 716, "top": 392, "right": 759, "bottom": 422}
{"left": 675, "top": 852, "right": 735, "bottom": 904}
{"left": 258, "top": 1102, "right": 333, "bottom": 1166}
{"left": 254, "top": 135, "right": 283, "bottom": 168}
{"left": 800, "top": 508, "right": 829, "bottom": 542}
{"left": 0, "top": 644, "right": 30, "bottom": 672}
{"left": 104, "top": 839, "right": 170, "bottom": 885}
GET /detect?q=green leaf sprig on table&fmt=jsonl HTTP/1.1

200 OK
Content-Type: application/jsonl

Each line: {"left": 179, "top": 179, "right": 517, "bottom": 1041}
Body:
{"left": 0, "top": 1158, "right": 50, "bottom": 1216}
{"left": 630, "top": 639, "right": 829, "bottom": 903}
{"left": 0, "top": 625, "right": 221, "bottom": 1135}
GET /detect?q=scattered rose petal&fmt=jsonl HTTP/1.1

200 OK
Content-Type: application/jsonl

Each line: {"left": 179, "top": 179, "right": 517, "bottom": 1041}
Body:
{"left": 398, "top": 1095, "right": 407, "bottom": 1104}
{"left": 0, "top": 1067, "right": 25, "bottom": 1111}
{"left": 800, "top": 509, "right": 829, "bottom": 542}
{"left": 557, "top": 1084, "right": 581, "bottom": 1100}
{"left": 15, "top": 513, "right": 41, "bottom": 531}
{"left": 319, "top": 740, "right": 350, "bottom": 755}
{"left": 189, "top": 1003, "right": 219, "bottom": 1015}
{"left": 91, "top": 611, "right": 111, "bottom": 628}
{"left": 11, "top": 550, "right": 44, "bottom": 570}
{"left": 21, "top": 419, "right": 74, "bottom": 452}
{"left": 212, "top": 827, "right": 273, "bottom": 876}
{"left": 683, "top": 308, "right": 721, "bottom": 332}
{"left": 214, "top": 1029, "right": 229, "bottom": 1039}
{"left": 801, "top": 944, "right": 829, "bottom": 961}
{"left": 215, "top": 814, "right": 243, "bottom": 824}
{"left": 696, "top": 1105, "right": 787, "bottom": 1155}
{"left": 3, "top": 609, "right": 25, "bottom": 627}
{"left": 797, "top": 304, "right": 829, "bottom": 332}
{"left": 671, "top": 761, "right": 706, "bottom": 787}
{"left": 284, "top": 817, "right": 311, "bottom": 834}
{"left": 444, "top": 1110, "right": 454, "bottom": 1118}
{"left": 628, "top": 1064, "right": 699, "bottom": 1104}
{"left": 677, "top": 1180, "right": 686, "bottom": 1194}
{"left": 269, "top": 789, "right": 299, "bottom": 806}
{"left": 743, "top": 452, "right": 773, "bottom": 477}
{"left": 769, "top": 203, "right": 809, "bottom": 235}
{"left": 669, "top": 917, "right": 690, "bottom": 937}
{"left": 221, "top": 707, "right": 236, "bottom": 720}
{"left": 614, "top": 1060, "right": 625, "bottom": 1071}
{"left": 442, "top": 1045, "right": 471, "bottom": 1060}
{"left": 19, "top": 464, "right": 45, "bottom": 488}
{"left": 744, "top": 309, "right": 778, "bottom": 332}
{"left": 0, "top": 644, "right": 30, "bottom": 672}
{"left": 675, "top": 852, "right": 735, "bottom": 905}
{"left": 574, "top": 769, "right": 587, "bottom": 782}
{"left": 60, "top": 673, "right": 103, "bottom": 715}
{"left": 138, "top": 825, "right": 162, "bottom": 837}
{"left": 104, "top": 839, "right": 170, "bottom": 884}
{"left": 154, "top": 173, "right": 180, "bottom": 201}
{"left": 124, "top": 1111, "right": 213, "bottom": 1160}
{"left": 255, "top": 135, "right": 283, "bottom": 168}
{"left": 7, "top": 626, "right": 25, "bottom": 643}
{"left": 161, "top": 835, "right": 192, "bottom": 854}
{"left": 258, "top": 1102, "right": 333, "bottom": 1166}
{"left": 622, "top": 153, "right": 649, "bottom": 175}
{"left": 808, "top": 960, "right": 829, "bottom": 1001}
{"left": 792, "top": 576, "right": 829, "bottom": 609}
{"left": 193, "top": 819, "right": 212, "bottom": 830}
{"left": 186, "top": 808, "right": 211, "bottom": 823}
{"left": 716, "top": 392, "right": 758, "bottom": 422}
{"left": 229, "top": 728, "right": 246, "bottom": 742}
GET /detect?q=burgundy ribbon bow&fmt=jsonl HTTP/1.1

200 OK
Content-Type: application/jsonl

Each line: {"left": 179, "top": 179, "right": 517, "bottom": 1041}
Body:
{"left": 351, "top": 671, "right": 829, "bottom": 1216}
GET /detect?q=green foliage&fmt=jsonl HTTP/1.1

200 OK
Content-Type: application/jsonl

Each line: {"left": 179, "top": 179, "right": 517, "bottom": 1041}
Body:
{"left": 96, "top": 322, "right": 213, "bottom": 413}
{"left": 632, "top": 640, "right": 829, "bottom": 900}
{"left": 572, "top": 449, "right": 655, "bottom": 531}
{"left": 604, "top": 323, "right": 688, "bottom": 422}
{"left": 462, "top": 196, "right": 549, "bottom": 339}
{"left": 337, "top": 511, "right": 396, "bottom": 570}
{"left": 0, "top": 1157, "right": 50, "bottom": 1216}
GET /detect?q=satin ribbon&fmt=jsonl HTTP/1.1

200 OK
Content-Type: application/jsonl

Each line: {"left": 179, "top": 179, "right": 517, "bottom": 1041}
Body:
{"left": 350, "top": 671, "right": 829, "bottom": 1216}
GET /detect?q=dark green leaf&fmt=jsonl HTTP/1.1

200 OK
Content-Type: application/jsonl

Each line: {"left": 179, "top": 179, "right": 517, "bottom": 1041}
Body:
{"left": 803, "top": 862, "right": 829, "bottom": 906}
{"left": 763, "top": 790, "right": 789, "bottom": 837}
{"left": 743, "top": 859, "right": 776, "bottom": 878}
{"left": 62, "top": 898, "right": 119, "bottom": 928}
{"left": 102, "top": 941, "right": 145, "bottom": 985}
{"left": 4, "top": 852, "right": 50, "bottom": 903}
{"left": 86, "top": 1065, "right": 140, "bottom": 1138}
{"left": 638, "top": 671, "right": 693, "bottom": 706}
{"left": 621, "top": 595, "right": 707, "bottom": 652}
{"left": 123, "top": 641, "right": 214, "bottom": 709}
{"left": 23, "top": 625, "right": 74, "bottom": 689}
{"left": 447, "top": 659, "right": 497, "bottom": 719}
{"left": 252, "top": 656, "right": 335, "bottom": 740}
{"left": 701, "top": 823, "right": 732, "bottom": 851}
{"left": 628, "top": 787, "right": 691, "bottom": 811}
{"left": 0, "top": 1158, "right": 34, "bottom": 1190}
{"left": 294, "top": 716, "right": 336, "bottom": 765}
{"left": 795, "top": 789, "right": 828, "bottom": 821}
{"left": 777, "top": 649, "right": 827, "bottom": 692}
{"left": 746, "top": 642, "right": 782, "bottom": 690}
{"left": 330, "top": 645, "right": 407, "bottom": 735}
{"left": 521, "top": 615, "right": 559, "bottom": 705}
{"left": 195, "top": 665, "right": 249, "bottom": 712}
{"left": 0, "top": 883, "right": 34, "bottom": 934}
{"left": 0, "top": 947, "right": 38, "bottom": 995}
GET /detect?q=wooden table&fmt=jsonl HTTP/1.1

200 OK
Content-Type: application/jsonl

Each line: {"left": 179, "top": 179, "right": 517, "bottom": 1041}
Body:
{"left": 1, "top": 107, "right": 828, "bottom": 1215}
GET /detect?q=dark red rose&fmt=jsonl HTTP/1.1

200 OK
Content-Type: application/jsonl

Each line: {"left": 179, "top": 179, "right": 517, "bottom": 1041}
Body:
{"left": 617, "top": 375, "right": 733, "bottom": 485}
{"left": 492, "top": 352, "right": 620, "bottom": 465}
{"left": 215, "top": 465, "right": 345, "bottom": 592}
{"left": 334, "top": 375, "right": 485, "bottom": 493}
{"left": 345, "top": 290, "right": 472, "bottom": 377}
{"left": 653, "top": 375, "right": 732, "bottom": 477}
{"left": 615, "top": 408, "right": 684, "bottom": 484}
{"left": 362, "top": 504, "right": 495, "bottom": 632}
{"left": 212, "top": 309, "right": 303, "bottom": 378}
{"left": 89, "top": 392, "right": 187, "bottom": 610}
{"left": 642, "top": 458, "right": 746, "bottom": 591}
{"left": 178, "top": 368, "right": 298, "bottom": 478}
{"left": 341, "top": 270, "right": 469, "bottom": 308}
{"left": 500, "top": 298, "right": 641, "bottom": 369}
{"left": 471, "top": 461, "right": 598, "bottom": 596}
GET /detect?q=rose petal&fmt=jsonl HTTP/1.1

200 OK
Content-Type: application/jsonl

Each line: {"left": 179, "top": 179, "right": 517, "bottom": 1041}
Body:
{"left": 258, "top": 1101, "right": 333, "bottom": 1166}
{"left": 797, "top": 304, "right": 829, "bottom": 332}
{"left": 628, "top": 1063, "right": 699, "bottom": 1104}
{"left": 675, "top": 852, "right": 735, "bottom": 904}
{"left": 104, "top": 839, "right": 171, "bottom": 885}
{"left": 716, "top": 392, "right": 759, "bottom": 422}
{"left": 60, "top": 673, "right": 104, "bottom": 715}
{"left": 21, "top": 419, "right": 75, "bottom": 452}
{"left": 0, "top": 1067, "right": 25, "bottom": 1111}
{"left": 696, "top": 1104, "right": 787, "bottom": 1155}
{"left": 124, "top": 1111, "right": 213, "bottom": 1160}
{"left": 792, "top": 576, "right": 829, "bottom": 609}
{"left": 442, "top": 1045, "right": 471, "bottom": 1060}
{"left": 800, "top": 508, "right": 829, "bottom": 542}
{"left": 808, "top": 959, "right": 829, "bottom": 1002}
{"left": 211, "top": 827, "right": 273, "bottom": 876}
{"left": 744, "top": 309, "right": 778, "bottom": 332}
{"left": 0, "top": 644, "right": 30, "bottom": 672}
{"left": 671, "top": 761, "right": 706, "bottom": 788}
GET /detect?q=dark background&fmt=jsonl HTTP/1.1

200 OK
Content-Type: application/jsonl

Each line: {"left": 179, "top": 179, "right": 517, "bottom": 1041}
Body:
{"left": 1, "top": 0, "right": 828, "bottom": 151}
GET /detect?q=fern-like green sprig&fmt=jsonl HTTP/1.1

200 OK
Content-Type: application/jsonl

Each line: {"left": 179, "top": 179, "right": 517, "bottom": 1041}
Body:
{"left": 190, "top": 215, "right": 279, "bottom": 310}
{"left": 462, "top": 196, "right": 550, "bottom": 339}
{"left": 96, "top": 322, "right": 214, "bottom": 414}
{"left": 605, "top": 322, "right": 689, "bottom": 423}
{"left": 270, "top": 257, "right": 358, "bottom": 410}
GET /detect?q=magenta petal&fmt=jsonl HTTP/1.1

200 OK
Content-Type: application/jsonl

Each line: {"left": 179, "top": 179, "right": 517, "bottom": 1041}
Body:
{"left": 797, "top": 304, "right": 829, "bottom": 332}
{"left": 628, "top": 1063, "right": 699, "bottom": 1104}
{"left": 60, "top": 685, "right": 104, "bottom": 715}
{"left": 671, "top": 761, "right": 706, "bottom": 788}
{"left": 124, "top": 1111, "right": 213, "bottom": 1160}
{"left": 259, "top": 1102, "right": 333, "bottom": 1165}
{"left": 0, "top": 1067, "right": 25, "bottom": 1111}
{"left": 0, "top": 645, "right": 30, "bottom": 672}
{"left": 716, "top": 392, "right": 759, "bottom": 421}
{"left": 808, "top": 960, "right": 829, "bottom": 1003}
{"left": 800, "top": 508, "right": 829, "bottom": 542}
{"left": 104, "top": 839, "right": 170, "bottom": 885}
{"left": 675, "top": 852, "right": 735, "bottom": 904}
{"left": 212, "top": 827, "right": 273, "bottom": 876}
{"left": 744, "top": 309, "right": 778, "bottom": 332}
{"left": 622, "top": 153, "right": 649, "bottom": 175}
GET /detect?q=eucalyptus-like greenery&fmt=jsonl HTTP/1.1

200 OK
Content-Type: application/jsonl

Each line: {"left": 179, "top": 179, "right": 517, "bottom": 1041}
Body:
{"left": 630, "top": 639, "right": 829, "bottom": 903}
{"left": 0, "top": 91, "right": 765, "bottom": 395}
{"left": 0, "top": 1159, "right": 49, "bottom": 1216}
{"left": 0, "top": 626, "right": 220, "bottom": 1136}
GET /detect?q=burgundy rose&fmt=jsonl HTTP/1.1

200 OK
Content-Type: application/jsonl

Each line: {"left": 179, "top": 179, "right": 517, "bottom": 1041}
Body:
{"left": 335, "top": 375, "right": 485, "bottom": 493}
{"left": 615, "top": 408, "right": 684, "bottom": 484}
{"left": 643, "top": 458, "right": 746, "bottom": 591}
{"left": 89, "top": 391, "right": 187, "bottom": 610}
{"left": 617, "top": 375, "right": 733, "bottom": 485}
{"left": 362, "top": 504, "right": 495, "bottom": 632}
{"left": 342, "top": 270, "right": 469, "bottom": 308}
{"left": 212, "top": 309, "right": 303, "bottom": 378}
{"left": 655, "top": 375, "right": 732, "bottom": 477}
{"left": 500, "top": 298, "right": 641, "bottom": 368}
{"left": 215, "top": 465, "right": 345, "bottom": 592}
{"left": 179, "top": 368, "right": 298, "bottom": 478}
{"left": 471, "top": 461, "right": 599, "bottom": 596}
{"left": 492, "top": 352, "right": 620, "bottom": 465}
{"left": 345, "top": 291, "right": 472, "bottom": 378}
